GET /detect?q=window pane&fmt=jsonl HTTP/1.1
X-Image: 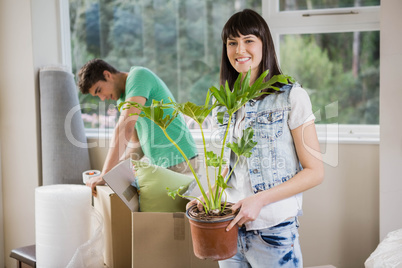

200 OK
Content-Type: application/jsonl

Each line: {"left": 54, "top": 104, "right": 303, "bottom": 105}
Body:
{"left": 279, "top": 31, "right": 379, "bottom": 124}
{"left": 69, "top": 0, "right": 261, "bottom": 129}
{"left": 280, "top": 0, "right": 380, "bottom": 11}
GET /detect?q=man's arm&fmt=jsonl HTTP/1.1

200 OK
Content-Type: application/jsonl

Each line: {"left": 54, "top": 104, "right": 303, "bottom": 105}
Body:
{"left": 86, "top": 96, "right": 146, "bottom": 195}
{"left": 118, "top": 128, "right": 144, "bottom": 162}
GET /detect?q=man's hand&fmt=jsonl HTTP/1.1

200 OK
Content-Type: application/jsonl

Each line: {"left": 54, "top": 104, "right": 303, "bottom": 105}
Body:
{"left": 86, "top": 175, "right": 106, "bottom": 196}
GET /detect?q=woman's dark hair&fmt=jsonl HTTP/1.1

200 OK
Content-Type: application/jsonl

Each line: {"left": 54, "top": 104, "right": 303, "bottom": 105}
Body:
{"left": 77, "top": 59, "right": 119, "bottom": 94}
{"left": 220, "top": 9, "right": 283, "bottom": 97}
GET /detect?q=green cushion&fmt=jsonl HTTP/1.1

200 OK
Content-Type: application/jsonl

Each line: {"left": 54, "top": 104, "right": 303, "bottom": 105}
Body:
{"left": 132, "top": 160, "right": 195, "bottom": 212}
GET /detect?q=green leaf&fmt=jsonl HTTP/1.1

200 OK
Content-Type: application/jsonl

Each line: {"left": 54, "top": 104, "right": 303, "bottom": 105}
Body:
{"left": 172, "top": 101, "right": 216, "bottom": 126}
{"left": 217, "top": 111, "right": 226, "bottom": 124}
{"left": 216, "top": 175, "right": 229, "bottom": 190}
{"left": 249, "top": 69, "right": 269, "bottom": 97}
{"left": 226, "top": 127, "right": 257, "bottom": 158}
{"left": 241, "top": 69, "right": 251, "bottom": 94}
{"left": 225, "top": 80, "right": 234, "bottom": 109}
{"left": 119, "top": 99, "right": 177, "bottom": 130}
{"left": 209, "top": 85, "right": 227, "bottom": 106}
{"left": 209, "top": 69, "right": 291, "bottom": 116}
{"left": 204, "top": 89, "right": 212, "bottom": 107}
{"left": 232, "top": 72, "right": 242, "bottom": 95}
{"left": 167, "top": 186, "right": 186, "bottom": 200}
{"left": 260, "top": 74, "right": 291, "bottom": 91}
{"left": 206, "top": 151, "right": 226, "bottom": 168}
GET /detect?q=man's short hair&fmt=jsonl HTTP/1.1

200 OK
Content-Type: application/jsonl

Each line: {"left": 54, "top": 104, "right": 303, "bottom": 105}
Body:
{"left": 77, "top": 59, "right": 119, "bottom": 94}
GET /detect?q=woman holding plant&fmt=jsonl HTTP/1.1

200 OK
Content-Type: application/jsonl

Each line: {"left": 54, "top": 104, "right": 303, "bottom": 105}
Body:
{"left": 191, "top": 9, "right": 324, "bottom": 267}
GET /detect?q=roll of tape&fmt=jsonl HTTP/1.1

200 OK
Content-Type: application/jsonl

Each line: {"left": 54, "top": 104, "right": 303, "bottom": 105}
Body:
{"left": 82, "top": 170, "right": 101, "bottom": 184}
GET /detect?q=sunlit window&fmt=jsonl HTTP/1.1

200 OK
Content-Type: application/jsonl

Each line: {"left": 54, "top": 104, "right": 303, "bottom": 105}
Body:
{"left": 67, "top": 0, "right": 381, "bottom": 141}
{"left": 280, "top": 31, "right": 379, "bottom": 124}
{"left": 264, "top": 0, "right": 380, "bottom": 142}
{"left": 69, "top": 0, "right": 261, "bottom": 130}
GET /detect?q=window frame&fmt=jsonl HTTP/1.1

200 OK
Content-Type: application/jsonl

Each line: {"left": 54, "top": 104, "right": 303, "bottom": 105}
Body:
{"left": 61, "top": 0, "right": 380, "bottom": 144}
{"left": 262, "top": 1, "right": 380, "bottom": 144}
{"left": 59, "top": 0, "right": 72, "bottom": 72}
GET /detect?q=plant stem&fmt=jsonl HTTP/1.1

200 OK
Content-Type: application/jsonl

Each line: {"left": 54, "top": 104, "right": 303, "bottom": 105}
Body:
{"left": 198, "top": 122, "right": 215, "bottom": 206}
{"left": 161, "top": 128, "right": 211, "bottom": 211}
{"left": 225, "top": 157, "right": 239, "bottom": 184}
{"left": 215, "top": 113, "right": 233, "bottom": 203}
{"left": 217, "top": 156, "right": 239, "bottom": 206}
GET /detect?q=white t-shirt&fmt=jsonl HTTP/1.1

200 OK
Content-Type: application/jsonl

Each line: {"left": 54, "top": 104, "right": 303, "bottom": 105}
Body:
{"left": 227, "top": 85, "right": 315, "bottom": 230}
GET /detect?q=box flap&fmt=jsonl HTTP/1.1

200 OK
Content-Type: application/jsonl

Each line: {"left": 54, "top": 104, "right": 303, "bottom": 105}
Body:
{"left": 94, "top": 185, "right": 133, "bottom": 268}
{"left": 103, "top": 158, "right": 139, "bottom": 212}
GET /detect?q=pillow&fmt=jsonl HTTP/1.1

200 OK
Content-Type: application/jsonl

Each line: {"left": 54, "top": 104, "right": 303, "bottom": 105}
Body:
{"left": 132, "top": 160, "right": 196, "bottom": 212}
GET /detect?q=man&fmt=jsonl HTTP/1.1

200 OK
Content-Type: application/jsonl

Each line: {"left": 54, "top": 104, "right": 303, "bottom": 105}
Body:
{"left": 77, "top": 59, "right": 198, "bottom": 195}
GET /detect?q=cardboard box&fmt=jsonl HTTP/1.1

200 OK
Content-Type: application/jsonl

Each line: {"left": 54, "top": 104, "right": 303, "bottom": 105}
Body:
{"left": 94, "top": 186, "right": 218, "bottom": 268}
{"left": 94, "top": 185, "right": 134, "bottom": 268}
{"left": 131, "top": 212, "right": 219, "bottom": 268}
{"left": 98, "top": 159, "right": 219, "bottom": 268}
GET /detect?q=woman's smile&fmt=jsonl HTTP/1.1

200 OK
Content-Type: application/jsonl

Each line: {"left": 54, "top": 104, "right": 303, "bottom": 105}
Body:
{"left": 236, "top": 57, "right": 251, "bottom": 63}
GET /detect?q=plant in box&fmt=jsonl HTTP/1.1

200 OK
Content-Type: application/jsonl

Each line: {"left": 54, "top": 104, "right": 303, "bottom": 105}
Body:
{"left": 119, "top": 69, "right": 294, "bottom": 261}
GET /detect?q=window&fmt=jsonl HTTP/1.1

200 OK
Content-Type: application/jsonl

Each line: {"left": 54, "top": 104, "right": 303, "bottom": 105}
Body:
{"left": 69, "top": 0, "right": 261, "bottom": 131}
{"left": 280, "top": 31, "right": 379, "bottom": 125}
{"left": 279, "top": 0, "right": 380, "bottom": 11}
{"left": 67, "top": 0, "right": 380, "bottom": 142}
{"left": 264, "top": 0, "right": 380, "bottom": 142}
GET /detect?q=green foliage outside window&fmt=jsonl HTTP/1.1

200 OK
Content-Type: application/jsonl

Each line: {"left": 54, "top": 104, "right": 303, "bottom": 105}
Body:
{"left": 70, "top": 0, "right": 261, "bottom": 129}
{"left": 280, "top": 32, "right": 379, "bottom": 124}
{"left": 70, "top": 0, "right": 379, "bottom": 128}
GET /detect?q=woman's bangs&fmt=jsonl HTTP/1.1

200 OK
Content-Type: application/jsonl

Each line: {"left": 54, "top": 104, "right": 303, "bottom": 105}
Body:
{"left": 222, "top": 15, "right": 261, "bottom": 42}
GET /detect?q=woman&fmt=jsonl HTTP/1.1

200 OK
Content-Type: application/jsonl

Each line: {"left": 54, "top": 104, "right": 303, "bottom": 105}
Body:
{"left": 215, "top": 9, "right": 324, "bottom": 267}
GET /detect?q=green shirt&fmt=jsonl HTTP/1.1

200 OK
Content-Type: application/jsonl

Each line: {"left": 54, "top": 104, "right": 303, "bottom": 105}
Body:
{"left": 118, "top": 66, "right": 197, "bottom": 168}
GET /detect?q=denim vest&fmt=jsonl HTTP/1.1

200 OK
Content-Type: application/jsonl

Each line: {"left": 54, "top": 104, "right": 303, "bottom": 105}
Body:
{"left": 214, "top": 84, "right": 302, "bottom": 194}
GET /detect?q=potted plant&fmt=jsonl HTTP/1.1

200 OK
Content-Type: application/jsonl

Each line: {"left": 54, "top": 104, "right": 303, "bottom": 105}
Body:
{"left": 119, "top": 69, "right": 293, "bottom": 261}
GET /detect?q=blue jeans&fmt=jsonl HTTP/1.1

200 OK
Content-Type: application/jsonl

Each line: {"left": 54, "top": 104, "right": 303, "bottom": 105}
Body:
{"left": 218, "top": 218, "right": 302, "bottom": 268}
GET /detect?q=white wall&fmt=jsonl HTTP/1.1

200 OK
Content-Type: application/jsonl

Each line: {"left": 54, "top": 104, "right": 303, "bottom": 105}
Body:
{"left": 0, "top": 1, "right": 63, "bottom": 267}
{"left": 0, "top": 1, "right": 399, "bottom": 268}
{"left": 301, "top": 144, "right": 379, "bottom": 267}
{"left": 379, "top": 0, "right": 402, "bottom": 240}
{"left": 0, "top": 2, "right": 38, "bottom": 268}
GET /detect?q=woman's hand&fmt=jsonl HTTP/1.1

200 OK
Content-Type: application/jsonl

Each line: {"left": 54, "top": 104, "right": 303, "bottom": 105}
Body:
{"left": 226, "top": 194, "right": 264, "bottom": 231}
{"left": 186, "top": 195, "right": 205, "bottom": 211}
{"left": 86, "top": 175, "right": 106, "bottom": 196}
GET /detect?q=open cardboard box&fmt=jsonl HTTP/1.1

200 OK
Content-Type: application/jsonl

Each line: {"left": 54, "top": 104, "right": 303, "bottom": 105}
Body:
{"left": 95, "top": 159, "right": 218, "bottom": 268}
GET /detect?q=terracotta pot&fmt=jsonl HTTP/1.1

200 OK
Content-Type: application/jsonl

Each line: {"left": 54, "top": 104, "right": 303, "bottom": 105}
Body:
{"left": 186, "top": 204, "right": 238, "bottom": 261}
